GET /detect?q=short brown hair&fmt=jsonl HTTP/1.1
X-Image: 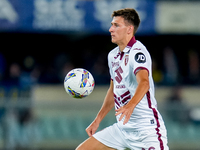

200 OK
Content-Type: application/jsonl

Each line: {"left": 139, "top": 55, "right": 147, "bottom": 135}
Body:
{"left": 112, "top": 8, "right": 140, "bottom": 34}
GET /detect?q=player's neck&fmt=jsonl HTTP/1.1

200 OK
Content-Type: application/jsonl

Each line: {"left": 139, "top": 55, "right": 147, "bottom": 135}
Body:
{"left": 119, "top": 44, "right": 126, "bottom": 52}
{"left": 118, "top": 36, "right": 133, "bottom": 52}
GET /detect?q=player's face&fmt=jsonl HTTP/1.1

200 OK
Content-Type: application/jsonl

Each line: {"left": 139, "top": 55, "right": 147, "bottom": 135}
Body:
{"left": 109, "top": 16, "right": 131, "bottom": 45}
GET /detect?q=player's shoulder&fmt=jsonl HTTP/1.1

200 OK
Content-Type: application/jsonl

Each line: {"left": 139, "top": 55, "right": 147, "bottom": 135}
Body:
{"left": 129, "top": 40, "right": 151, "bottom": 64}
{"left": 132, "top": 40, "right": 148, "bottom": 52}
{"left": 130, "top": 40, "right": 150, "bottom": 56}
{"left": 108, "top": 46, "right": 119, "bottom": 57}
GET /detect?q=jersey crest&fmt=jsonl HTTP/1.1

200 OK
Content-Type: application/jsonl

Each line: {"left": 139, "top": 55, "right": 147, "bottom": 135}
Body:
{"left": 124, "top": 55, "right": 129, "bottom": 66}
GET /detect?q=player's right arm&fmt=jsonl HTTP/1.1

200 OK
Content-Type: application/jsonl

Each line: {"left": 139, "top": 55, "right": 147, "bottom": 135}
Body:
{"left": 86, "top": 80, "right": 114, "bottom": 137}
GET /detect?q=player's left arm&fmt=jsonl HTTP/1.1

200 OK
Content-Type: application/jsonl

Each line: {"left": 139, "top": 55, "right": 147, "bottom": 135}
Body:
{"left": 115, "top": 69, "right": 149, "bottom": 125}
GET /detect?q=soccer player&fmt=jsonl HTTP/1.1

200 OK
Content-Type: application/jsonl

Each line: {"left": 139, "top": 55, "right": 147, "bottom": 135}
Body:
{"left": 76, "top": 8, "right": 169, "bottom": 150}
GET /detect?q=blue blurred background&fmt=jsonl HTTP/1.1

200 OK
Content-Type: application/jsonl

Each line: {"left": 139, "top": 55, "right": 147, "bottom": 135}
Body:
{"left": 0, "top": 0, "right": 200, "bottom": 149}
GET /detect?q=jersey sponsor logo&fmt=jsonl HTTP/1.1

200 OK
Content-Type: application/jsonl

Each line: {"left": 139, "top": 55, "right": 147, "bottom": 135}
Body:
{"left": 124, "top": 55, "right": 129, "bottom": 66}
{"left": 150, "top": 119, "right": 155, "bottom": 124}
{"left": 114, "top": 53, "right": 120, "bottom": 59}
{"left": 133, "top": 48, "right": 141, "bottom": 50}
{"left": 111, "top": 61, "right": 119, "bottom": 68}
{"left": 116, "top": 85, "right": 125, "bottom": 89}
{"left": 135, "top": 52, "right": 146, "bottom": 63}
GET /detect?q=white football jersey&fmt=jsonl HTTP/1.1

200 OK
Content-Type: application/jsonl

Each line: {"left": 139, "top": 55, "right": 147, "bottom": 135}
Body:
{"left": 108, "top": 36, "right": 166, "bottom": 131}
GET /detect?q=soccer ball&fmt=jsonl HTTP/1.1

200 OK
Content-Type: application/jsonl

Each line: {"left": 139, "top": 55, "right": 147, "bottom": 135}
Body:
{"left": 64, "top": 68, "right": 95, "bottom": 98}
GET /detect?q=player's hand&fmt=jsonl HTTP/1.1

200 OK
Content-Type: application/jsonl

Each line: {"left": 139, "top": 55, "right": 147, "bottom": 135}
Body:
{"left": 115, "top": 103, "right": 135, "bottom": 125}
{"left": 85, "top": 120, "right": 99, "bottom": 137}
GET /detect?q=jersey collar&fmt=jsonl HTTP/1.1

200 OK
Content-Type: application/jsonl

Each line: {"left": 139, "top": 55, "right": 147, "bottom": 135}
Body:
{"left": 123, "top": 36, "right": 136, "bottom": 53}
{"left": 115, "top": 36, "right": 136, "bottom": 60}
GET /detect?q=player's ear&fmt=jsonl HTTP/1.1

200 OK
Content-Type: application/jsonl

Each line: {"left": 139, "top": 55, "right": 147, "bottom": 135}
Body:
{"left": 128, "top": 25, "right": 134, "bottom": 35}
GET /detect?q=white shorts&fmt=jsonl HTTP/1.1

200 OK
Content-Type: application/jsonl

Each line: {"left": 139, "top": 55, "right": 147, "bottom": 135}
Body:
{"left": 93, "top": 123, "right": 169, "bottom": 150}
